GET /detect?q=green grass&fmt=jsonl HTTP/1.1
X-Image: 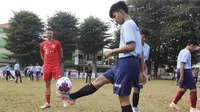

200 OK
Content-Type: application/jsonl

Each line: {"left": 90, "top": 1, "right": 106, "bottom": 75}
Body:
{"left": 0, "top": 78, "right": 199, "bottom": 112}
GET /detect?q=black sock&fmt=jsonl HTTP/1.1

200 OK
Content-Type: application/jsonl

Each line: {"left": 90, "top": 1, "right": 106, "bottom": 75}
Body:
{"left": 69, "top": 83, "right": 97, "bottom": 99}
{"left": 132, "top": 93, "right": 140, "bottom": 107}
{"left": 121, "top": 104, "right": 132, "bottom": 112}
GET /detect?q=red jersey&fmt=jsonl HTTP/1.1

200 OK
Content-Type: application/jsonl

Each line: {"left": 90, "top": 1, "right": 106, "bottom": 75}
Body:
{"left": 40, "top": 40, "right": 62, "bottom": 67}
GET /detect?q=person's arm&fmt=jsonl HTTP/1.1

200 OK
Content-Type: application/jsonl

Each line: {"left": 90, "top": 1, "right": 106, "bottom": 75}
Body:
{"left": 140, "top": 50, "right": 145, "bottom": 74}
{"left": 140, "top": 50, "right": 147, "bottom": 84}
{"left": 178, "top": 62, "right": 185, "bottom": 83}
{"left": 40, "top": 43, "right": 44, "bottom": 60}
{"left": 179, "top": 51, "right": 189, "bottom": 82}
{"left": 104, "top": 23, "right": 136, "bottom": 58}
{"left": 57, "top": 42, "right": 63, "bottom": 61}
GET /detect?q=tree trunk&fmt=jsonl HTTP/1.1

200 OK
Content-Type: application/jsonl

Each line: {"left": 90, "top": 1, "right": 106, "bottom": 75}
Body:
{"left": 92, "top": 52, "right": 98, "bottom": 78}
{"left": 82, "top": 54, "right": 87, "bottom": 77}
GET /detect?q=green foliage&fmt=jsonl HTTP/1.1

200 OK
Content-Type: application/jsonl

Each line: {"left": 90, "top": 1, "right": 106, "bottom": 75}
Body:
{"left": 48, "top": 11, "right": 79, "bottom": 60}
{"left": 77, "top": 16, "right": 111, "bottom": 54}
{"left": 127, "top": 0, "right": 200, "bottom": 75}
{"left": 4, "top": 10, "right": 44, "bottom": 65}
{"left": 109, "top": 29, "right": 120, "bottom": 49}
{"left": 77, "top": 16, "right": 111, "bottom": 77}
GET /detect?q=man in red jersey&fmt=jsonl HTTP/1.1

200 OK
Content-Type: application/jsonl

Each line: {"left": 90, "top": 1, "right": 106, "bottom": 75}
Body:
{"left": 40, "top": 27, "right": 65, "bottom": 109}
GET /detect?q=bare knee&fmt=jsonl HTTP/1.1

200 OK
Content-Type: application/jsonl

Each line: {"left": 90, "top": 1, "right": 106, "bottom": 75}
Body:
{"left": 190, "top": 89, "right": 197, "bottom": 92}
{"left": 45, "top": 81, "right": 51, "bottom": 88}
{"left": 180, "top": 88, "right": 187, "bottom": 92}
{"left": 119, "top": 96, "right": 130, "bottom": 106}
{"left": 133, "top": 87, "right": 140, "bottom": 94}
{"left": 92, "top": 75, "right": 111, "bottom": 89}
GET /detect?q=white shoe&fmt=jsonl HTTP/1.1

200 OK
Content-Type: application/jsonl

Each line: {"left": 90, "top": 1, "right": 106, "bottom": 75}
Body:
{"left": 40, "top": 103, "right": 51, "bottom": 109}
{"left": 132, "top": 107, "right": 140, "bottom": 112}
{"left": 198, "top": 98, "right": 200, "bottom": 101}
{"left": 169, "top": 102, "right": 181, "bottom": 109}
{"left": 63, "top": 100, "right": 68, "bottom": 108}
{"left": 190, "top": 108, "right": 200, "bottom": 112}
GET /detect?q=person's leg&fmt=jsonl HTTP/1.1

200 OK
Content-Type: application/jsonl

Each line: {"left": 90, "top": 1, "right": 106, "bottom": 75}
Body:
{"left": 57, "top": 66, "right": 116, "bottom": 105}
{"left": 89, "top": 75, "right": 91, "bottom": 83}
{"left": 36, "top": 72, "right": 40, "bottom": 82}
{"left": 190, "top": 89, "right": 197, "bottom": 108}
{"left": 15, "top": 76, "right": 18, "bottom": 83}
{"left": 6, "top": 71, "right": 9, "bottom": 81}
{"left": 31, "top": 72, "right": 34, "bottom": 81}
{"left": 86, "top": 75, "right": 88, "bottom": 83}
{"left": 45, "top": 81, "right": 51, "bottom": 104}
{"left": 170, "top": 69, "right": 189, "bottom": 110}
{"left": 132, "top": 87, "right": 140, "bottom": 110}
{"left": 19, "top": 74, "right": 22, "bottom": 82}
{"left": 15, "top": 71, "right": 18, "bottom": 83}
{"left": 115, "top": 59, "right": 137, "bottom": 112}
{"left": 170, "top": 77, "right": 186, "bottom": 110}
{"left": 119, "top": 96, "right": 132, "bottom": 112}
{"left": 28, "top": 72, "right": 31, "bottom": 80}
{"left": 194, "top": 77, "right": 197, "bottom": 84}
{"left": 41, "top": 68, "right": 52, "bottom": 109}
{"left": 70, "top": 75, "right": 111, "bottom": 98}
{"left": 10, "top": 72, "right": 15, "bottom": 79}
{"left": 173, "top": 88, "right": 187, "bottom": 104}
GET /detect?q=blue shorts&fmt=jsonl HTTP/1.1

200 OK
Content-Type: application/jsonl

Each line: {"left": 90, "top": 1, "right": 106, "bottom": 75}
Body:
{"left": 36, "top": 71, "right": 40, "bottom": 76}
{"left": 104, "top": 56, "right": 140, "bottom": 96}
{"left": 15, "top": 70, "right": 21, "bottom": 76}
{"left": 177, "top": 69, "right": 196, "bottom": 90}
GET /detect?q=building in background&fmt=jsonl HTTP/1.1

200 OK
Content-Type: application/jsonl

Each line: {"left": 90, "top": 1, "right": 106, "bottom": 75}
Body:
{"left": 0, "top": 23, "right": 14, "bottom": 65}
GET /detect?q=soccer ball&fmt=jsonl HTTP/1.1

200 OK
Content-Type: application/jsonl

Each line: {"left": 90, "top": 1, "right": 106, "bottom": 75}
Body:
{"left": 56, "top": 77, "right": 72, "bottom": 93}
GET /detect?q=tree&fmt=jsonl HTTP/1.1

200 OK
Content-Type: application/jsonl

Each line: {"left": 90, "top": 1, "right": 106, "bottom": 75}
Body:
{"left": 109, "top": 29, "right": 120, "bottom": 49}
{"left": 127, "top": 0, "right": 172, "bottom": 77}
{"left": 127, "top": 0, "right": 200, "bottom": 77}
{"left": 162, "top": 0, "right": 200, "bottom": 66}
{"left": 109, "top": 29, "right": 120, "bottom": 65}
{"left": 48, "top": 11, "right": 79, "bottom": 60}
{"left": 4, "top": 10, "right": 44, "bottom": 65}
{"left": 77, "top": 16, "right": 111, "bottom": 77}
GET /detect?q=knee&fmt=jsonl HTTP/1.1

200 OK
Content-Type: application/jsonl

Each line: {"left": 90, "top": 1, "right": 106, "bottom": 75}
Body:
{"left": 190, "top": 89, "right": 197, "bottom": 92}
{"left": 45, "top": 82, "right": 51, "bottom": 88}
{"left": 119, "top": 96, "right": 130, "bottom": 106}
{"left": 181, "top": 88, "right": 187, "bottom": 92}
{"left": 133, "top": 87, "right": 140, "bottom": 94}
{"left": 92, "top": 75, "right": 111, "bottom": 89}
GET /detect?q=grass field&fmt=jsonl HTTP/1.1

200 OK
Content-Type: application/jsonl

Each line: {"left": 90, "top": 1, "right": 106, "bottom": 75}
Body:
{"left": 0, "top": 77, "right": 200, "bottom": 112}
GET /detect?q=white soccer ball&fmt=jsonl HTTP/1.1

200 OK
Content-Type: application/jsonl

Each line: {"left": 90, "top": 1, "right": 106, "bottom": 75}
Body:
{"left": 56, "top": 77, "right": 72, "bottom": 93}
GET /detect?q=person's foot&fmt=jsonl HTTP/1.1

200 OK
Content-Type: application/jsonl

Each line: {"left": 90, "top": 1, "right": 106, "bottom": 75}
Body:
{"left": 63, "top": 100, "right": 68, "bottom": 108}
{"left": 40, "top": 103, "right": 51, "bottom": 109}
{"left": 169, "top": 102, "right": 181, "bottom": 110}
{"left": 190, "top": 108, "right": 200, "bottom": 112}
{"left": 15, "top": 81, "right": 17, "bottom": 83}
{"left": 56, "top": 92, "right": 75, "bottom": 105}
{"left": 132, "top": 107, "right": 140, "bottom": 112}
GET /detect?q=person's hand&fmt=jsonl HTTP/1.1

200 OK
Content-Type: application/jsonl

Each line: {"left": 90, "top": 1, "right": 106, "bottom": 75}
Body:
{"left": 178, "top": 76, "right": 184, "bottom": 83}
{"left": 103, "top": 50, "right": 113, "bottom": 58}
{"left": 140, "top": 72, "right": 147, "bottom": 85}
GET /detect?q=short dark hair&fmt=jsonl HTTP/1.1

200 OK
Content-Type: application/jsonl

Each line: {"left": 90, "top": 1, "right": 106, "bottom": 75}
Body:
{"left": 109, "top": 1, "right": 128, "bottom": 18}
{"left": 46, "top": 27, "right": 53, "bottom": 31}
{"left": 187, "top": 39, "right": 198, "bottom": 46}
{"left": 140, "top": 28, "right": 150, "bottom": 36}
